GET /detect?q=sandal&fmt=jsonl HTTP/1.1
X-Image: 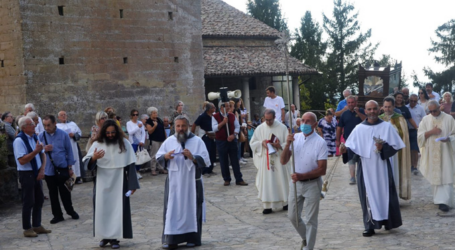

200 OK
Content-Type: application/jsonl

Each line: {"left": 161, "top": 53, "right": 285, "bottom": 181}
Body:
{"left": 110, "top": 239, "right": 120, "bottom": 249}
{"left": 99, "top": 239, "right": 110, "bottom": 247}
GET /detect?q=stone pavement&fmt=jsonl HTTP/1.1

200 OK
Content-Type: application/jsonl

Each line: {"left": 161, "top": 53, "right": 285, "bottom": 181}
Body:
{"left": 0, "top": 156, "right": 454, "bottom": 250}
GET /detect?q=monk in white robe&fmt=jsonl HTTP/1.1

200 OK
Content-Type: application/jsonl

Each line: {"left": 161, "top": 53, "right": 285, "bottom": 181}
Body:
{"left": 417, "top": 100, "right": 455, "bottom": 212}
{"left": 156, "top": 116, "right": 210, "bottom": 249}
{"left": 82, "top": 120, "right": 140, "bottom": 249}
{"left": 250, "top": 109, "right": 290, "bottom": 214}
{"left": 57, "top": 111, "right": 83, "bottom": 178}
{"left": 342, "top": 101, "right": 404, "bottom": 237}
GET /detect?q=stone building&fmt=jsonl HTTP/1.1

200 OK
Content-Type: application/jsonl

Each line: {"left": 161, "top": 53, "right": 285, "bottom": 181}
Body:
{"left": 0, "top": 0, "right": 204, "bottom": 132}
{"left": 201, "top": 0, "right": 318, "bottom": 120}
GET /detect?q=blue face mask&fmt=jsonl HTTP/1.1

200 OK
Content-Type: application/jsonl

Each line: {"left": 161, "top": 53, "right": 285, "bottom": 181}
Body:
{"left": 300, "top": 124, "right": 313, "bottom": 134}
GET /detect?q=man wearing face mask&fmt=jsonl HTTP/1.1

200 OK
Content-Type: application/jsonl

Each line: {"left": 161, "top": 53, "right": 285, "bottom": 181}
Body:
{"left": 336, "top": 96, "right": 366, "bottom": 184}
{"left": 156, "top": 115, "right": 211, "bottom": 249}
{"left": 280, "top": 112, "right": 328, "bottom": 250}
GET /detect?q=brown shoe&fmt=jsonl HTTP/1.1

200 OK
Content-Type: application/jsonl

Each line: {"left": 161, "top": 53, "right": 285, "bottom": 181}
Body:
{"left": 23, "top": 228, "right": 37, "bottom": 237}
{"left": 151, "top": 170, "right": 158, "bottom": 176}
{"left": 236, "top": 181, "right": 248, "bottom": 186}
{"left": 159, "top": 169, "right": 168, "bottom": 174}
{"left": 33, "top": 225, "right": 52, "bottom": 234}
{"left": 223, "top": 181, "right": 230, "bottom": 186}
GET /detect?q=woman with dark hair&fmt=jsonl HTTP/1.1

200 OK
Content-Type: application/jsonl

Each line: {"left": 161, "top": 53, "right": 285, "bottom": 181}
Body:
{"left": 394, "top": 92, "right": 418, "bottom": 129}
{"left": 83, "top": 119, "right": 140, "bottom": 249}
{"left": 418, "top": 88, "right": 430, "bottom": 114}
{"left": 127, "top": 109, "right": 146, "bottom": 179}
{"left": 317, "top": 110, "right": 337, "bottom": 156}
{"left": 169, "top": 101, "right": 186, "bottom": 136}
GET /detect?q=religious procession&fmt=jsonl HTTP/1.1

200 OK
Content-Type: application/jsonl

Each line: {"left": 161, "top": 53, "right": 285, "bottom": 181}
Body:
{"left": 1, "top": 0, "right": 455, "bottom": 250}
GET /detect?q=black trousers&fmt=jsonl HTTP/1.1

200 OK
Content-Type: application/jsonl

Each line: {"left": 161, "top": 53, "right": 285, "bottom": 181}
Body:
{"left": 45, "top": 174, "right": 76, "bottom": 218}
{"left": 19, "top": 171, "right": 44, "bottom": 230}
{"left": 202, "top": 135, "right": 216, "bottom": 174}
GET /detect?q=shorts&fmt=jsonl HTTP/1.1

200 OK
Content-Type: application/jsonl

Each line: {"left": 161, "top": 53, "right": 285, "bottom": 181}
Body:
{"left": 409, "top": 129, "right": 419, "bottom": 152}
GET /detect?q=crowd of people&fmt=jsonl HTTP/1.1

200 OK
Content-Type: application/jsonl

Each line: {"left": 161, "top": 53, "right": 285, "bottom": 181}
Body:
{"left": 1, "top": 82, "right": 454, "bottom": 250}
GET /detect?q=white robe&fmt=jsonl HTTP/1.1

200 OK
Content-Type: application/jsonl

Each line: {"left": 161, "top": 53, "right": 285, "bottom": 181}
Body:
{"left": 250, "top": 121, "right": 290, "bottom": 209}
{"left": 83, "top": 138, "right": 137, "bottom": 238}
{"left": 418, "top": 112, "right": 455, "bottom": 207}
{"left": 57, "top": 122, "right": 82, "bottom": 177}
{"left": 156, "top": 135, "right": 210, "bottom": 235}
{"left": 346, "top": 121, "right": 405, "bottom": 221}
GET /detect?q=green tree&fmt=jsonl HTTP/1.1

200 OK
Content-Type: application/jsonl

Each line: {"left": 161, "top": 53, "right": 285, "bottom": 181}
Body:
{"left": 290, "top": 11, "right": 329, "bottom": 110}
{"left": 322, "top": 0, "right": 378, "bottom": 94}
{"left": 429, "top": 19, "right": 455, "bottom": 67}
{"left": 411, "top": 71, "right": 425, "bottom": 89}
{"left": 423, "top": 66, "right": 455, "bottom": 93}
{"left": 247, "top": 0, "right": 288, "bottom": 32}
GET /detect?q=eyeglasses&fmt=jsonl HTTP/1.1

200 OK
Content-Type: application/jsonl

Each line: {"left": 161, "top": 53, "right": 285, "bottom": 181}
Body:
{"left": 100, "top": 117, "right": 107, "bottom": 120}
{"left": 429, "top": 109, "right": 439, "bottom": 114}
{"left": 409, "top": 100, "right": 417, "bottom": 103}
{"left": 132, "top": 114, "right": 139, "bottom": 116}
{"left": 106, "top": 131, "right": 116, "bottom": 135}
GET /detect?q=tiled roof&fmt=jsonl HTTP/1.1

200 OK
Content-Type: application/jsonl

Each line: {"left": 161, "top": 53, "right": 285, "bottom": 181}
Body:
{"left": 204, "top": 46, "right": 320, "bottom": 76}
{"left": 201, "top": 0, "right": 281, "bottom": 38}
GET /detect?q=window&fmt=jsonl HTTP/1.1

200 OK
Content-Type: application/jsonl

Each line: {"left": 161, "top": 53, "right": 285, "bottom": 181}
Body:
{"left": 119, "top": 9, "right": 123, "bottom": 18}
{"left": 58, "top": 6, "right": 64, "bottom": 16}
{"left": 272, "top": 75, "right": 293, "bottom": 110}
{"left": 123, "top": 57, "right": 128, "bottom": 64}
{"left": 168, "top": 12, "right": 173, "bottom": 20}
{"left": 59, "top": 57, "right": 64, "bottom": 65}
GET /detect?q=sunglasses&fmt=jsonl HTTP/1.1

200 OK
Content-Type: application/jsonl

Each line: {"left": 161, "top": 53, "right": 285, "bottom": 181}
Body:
{"left": 429, "top": 109, "right": 439, "bottom": 114}
{"left": 132, "top": 114, "right": 139, "bottom": 116}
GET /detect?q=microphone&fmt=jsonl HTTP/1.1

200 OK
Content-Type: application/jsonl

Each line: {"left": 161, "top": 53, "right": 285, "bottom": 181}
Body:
{"left": 181, "top": 142, "right": 188, "bottom": 159}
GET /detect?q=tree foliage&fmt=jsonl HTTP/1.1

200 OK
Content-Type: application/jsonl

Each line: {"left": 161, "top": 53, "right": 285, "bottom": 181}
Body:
{"left": 423, "top": 66, "right": 455, "bottom": 93}
{"left": 247, "top": 0, "right": 288, "bottom": 32}
{"left": 429, "top": 19, "right": 455, "bottom": 67}
{"left": 322, "top": 0, "right": 378, "bottom": 94}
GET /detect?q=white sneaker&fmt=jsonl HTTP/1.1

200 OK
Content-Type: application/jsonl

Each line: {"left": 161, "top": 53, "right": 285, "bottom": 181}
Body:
{"left": 240, "top": 158, "right": 248, "bottom": 163}
{"left": 239, "top": 161, "right": 246, "bottom": 165}
{"left": 137, "top": 172, "right": 143, "bottom": 180}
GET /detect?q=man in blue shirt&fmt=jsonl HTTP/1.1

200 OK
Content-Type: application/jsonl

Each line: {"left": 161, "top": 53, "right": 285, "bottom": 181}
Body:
{"left": 13, "top": 116, "right": 51, "bottom": 237}
{"left": 336, "top": 96, "right": 366, "bottom": 184}
{"left": 38, "top": 115, "right": 78, "bottom": 224}
{"left": 335, "top": 89, "right": 352, "bottom": 117}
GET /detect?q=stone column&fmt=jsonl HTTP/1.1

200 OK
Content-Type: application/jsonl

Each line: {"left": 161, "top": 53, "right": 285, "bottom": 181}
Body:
{"left": 292, "top": 77, "right": 300, "bottom": 111}
{"left": 242, "top": 77, "right": 251, "bottom": 121}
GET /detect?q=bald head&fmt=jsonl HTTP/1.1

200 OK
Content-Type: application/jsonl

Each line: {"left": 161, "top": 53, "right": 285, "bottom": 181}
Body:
{"left": 301, "top": 112, "right": 317, "bottom": 135}
{"left": 302, "top": 112, "right": 317, "bottom": 123}
{"left": 365, "top": 100, "right": 379, "bottom": 124}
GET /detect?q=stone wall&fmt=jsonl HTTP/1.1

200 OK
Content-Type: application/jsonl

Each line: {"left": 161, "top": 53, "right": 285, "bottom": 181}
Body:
{"left": 0, "top": 0, "right": 27, "bottom": 113}
{"left": 1, "top": 0, "right": 204, "bottom": 133}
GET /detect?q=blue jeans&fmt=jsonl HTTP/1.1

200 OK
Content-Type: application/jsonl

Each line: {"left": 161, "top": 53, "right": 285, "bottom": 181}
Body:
{"left": 131, "top": 144, "right": 141, "bottom": 171}
{"left": 216, "top": 139, "right": 243, "bottom": 183}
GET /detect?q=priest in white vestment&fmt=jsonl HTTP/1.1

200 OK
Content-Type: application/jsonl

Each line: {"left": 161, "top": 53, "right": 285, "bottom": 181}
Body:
{"left": 250, "top": 109, "right": 290, "bottom": 214}
{"left": 417, "top": 100, "right": 455, "bottom": 212}
{"left": 82, "top": 120, "right": 140, "bottom": 249}
{"left": 57, "top": 111, "right": 83, "bottom": 179}
{"left": 342, "top": 101, "right": 404, "bottom": 237}
{"left": 156, "top": 115, "right": 210, "bottom": 249}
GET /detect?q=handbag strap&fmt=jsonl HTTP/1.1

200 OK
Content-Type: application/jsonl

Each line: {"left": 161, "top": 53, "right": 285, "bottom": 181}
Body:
{"left": 43, "top": 132, "right": 58, "bottom": 169}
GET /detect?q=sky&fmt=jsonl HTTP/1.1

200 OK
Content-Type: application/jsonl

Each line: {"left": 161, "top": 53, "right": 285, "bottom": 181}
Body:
{"left": 223, "top": 0, "right": 455, "bottom": 93}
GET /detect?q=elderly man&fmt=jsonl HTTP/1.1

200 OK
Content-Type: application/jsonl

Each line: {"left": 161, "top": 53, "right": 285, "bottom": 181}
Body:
{"left": 341, "top": 100, "right": 404, "bottom": 237}
{"left": 38, "top": 115, "right": 79, "bottom": 224}
{"left": 57, "top": 111, "right": 83, "bottom": 183}
{"left": 379, "top": 96, "right": 412, "bottom": 200}
{"left": 146, "top": 107, "right": 168, "bottom": 176}
{"left": 285, "top": 104, "right": 300, "bottom": 129}
{"left": 2, "top": 112, "right": 17, "bottom": 167}
{"left": 335, "top": 89, "right": 352, "bottom": 117}
{"left": 418, "top": 100, "right": 455, "bottom": 212}
{"left": 212, "top": 102, "right": 248, "bottom": 186}
{"left": 13, "top": 117, "right": 51, "bottom": 237}
{"left": 263, "top": 86, "right": 286, "bottom": 123}
{"left": 24, "top": 103, "right": 44, "bottom": 135}
{"left": 191, "top": 102, "right": 217, "bottom": 175}
{"left": 401, "top": 87, "right": 410, "bottom": 105}
{"left": 250, "top": 109, "right": 290, "bottom": 214}
{"left": 280, "top": 112, "right": 327, "bottom": 250}
{"left": 157, "top": 115, "right": 210, "bottom": 249}
{"left": 406, "top": 94, "right": 427, "bottom": 174}
{"left": 336, "top": 95, "right": 366, "bottom": 184}
{"left": 425, "top": 83, "right": 440, "bottom": 102}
